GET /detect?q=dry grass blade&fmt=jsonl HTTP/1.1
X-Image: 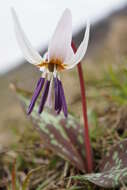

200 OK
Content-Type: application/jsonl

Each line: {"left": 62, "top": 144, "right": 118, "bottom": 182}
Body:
{"left": 11, "top": 159, "right": 16, "bottom": 190}
{"left": 22, "top": 167, "right": 43, "bottom": 190}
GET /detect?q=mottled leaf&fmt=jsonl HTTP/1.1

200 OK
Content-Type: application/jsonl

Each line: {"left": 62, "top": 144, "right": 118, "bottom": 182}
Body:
{"left": 73, "top": 139, "right": 127, "bottom": 188}
{"left": 100, "top": 139, "right": 127, "bottom": 172}
{"left": 14, "top": 85, "right": 86, "bottom": 172}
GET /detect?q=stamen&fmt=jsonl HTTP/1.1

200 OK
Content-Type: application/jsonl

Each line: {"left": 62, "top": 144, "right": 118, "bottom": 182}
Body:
{"left": 27, "top": 77, "right": 45, "bottom": 115}
{"left": 38, "top": 80, "right": 50, "bottom": 114}
{"left": 54, "top": 77, "right": 59, "bottom": 111}
{"left": 57, "top": 79, "right": 62, "bottom": 114}
{"left": 59, "top": 80, "right": 68, "bottom": 117}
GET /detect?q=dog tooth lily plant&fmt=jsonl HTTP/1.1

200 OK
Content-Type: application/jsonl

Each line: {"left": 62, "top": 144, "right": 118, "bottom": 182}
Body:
{"left": 12, "top": 8, "right": 93, "bottom": 172}
{"left": 11, "top": 8, "right": 89, "bottom": 118}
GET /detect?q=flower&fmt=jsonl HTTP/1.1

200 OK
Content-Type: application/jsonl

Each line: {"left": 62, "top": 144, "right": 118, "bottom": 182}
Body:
{"left": 11, "top": 8, "right": 90, "bottom": 117}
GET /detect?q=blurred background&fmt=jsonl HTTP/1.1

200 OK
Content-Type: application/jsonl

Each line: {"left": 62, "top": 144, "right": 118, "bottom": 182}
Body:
{"left": 0, "top": 0, "right": 127, "bottom": 146}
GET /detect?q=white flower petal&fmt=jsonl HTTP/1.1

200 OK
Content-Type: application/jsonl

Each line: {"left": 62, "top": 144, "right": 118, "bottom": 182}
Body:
{"left": 39, "top": 67, "right": 45, "bottom": 72}
{"left": 64, "top": 46, "right": 74, "bottom": 63}
{"left": 11, "top": 8, "right": 43, "bottom": 65}
{"left": 42, "top": 51, "right": 48, "bottom": 61}
{"left": 48, "top": 9, "right": 72, "bottom": 62}
{"left": 39, "top": 52, "right": 48, "bottom": 72}
{"left": 65, "top": 21, "right": 90, "bottom": 69}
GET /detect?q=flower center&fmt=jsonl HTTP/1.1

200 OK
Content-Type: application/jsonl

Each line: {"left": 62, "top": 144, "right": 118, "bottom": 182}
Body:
{"left": 48, "top": 59, "right": 64, "bottom": 72}
{"left": 48, "top": 62, "right": 54, "bottom": 72}
{"left": 37, "top": 58, "right": 66, "bottom": 72}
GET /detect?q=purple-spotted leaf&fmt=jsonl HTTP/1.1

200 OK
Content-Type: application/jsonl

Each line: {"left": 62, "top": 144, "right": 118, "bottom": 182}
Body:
{"left": 73, "top": 139, "right": 127, "bottom": 188}
{"left": 100, "top": 139, "right": 127, "bottom": 171}
{"left": 14, "top": 85, "right": 86, "bottom": 172}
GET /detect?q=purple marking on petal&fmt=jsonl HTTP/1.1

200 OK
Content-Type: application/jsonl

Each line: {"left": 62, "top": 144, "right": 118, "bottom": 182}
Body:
{"left": 54, "top": 77, "right": 59, "bottom": 111}
{"left": 27, "top": 77, "right": 45, "bottom": 115}
{"left": 59, "top": 80, "right": 68, "bottom": 117}
{"left": 38, "top": 80, "right": 50, "bottom": 114}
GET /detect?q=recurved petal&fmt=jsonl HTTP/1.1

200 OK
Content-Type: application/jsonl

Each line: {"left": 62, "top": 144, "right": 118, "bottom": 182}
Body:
{"left": 65, "top": 21, "right": 90, "bottom": 69}
{"left": 64, "top": 46, "right": 74, "bottom": 63}
{"left": 42, "top": 51, "right": 48, "bottom": 61}
{"left": 48, "top": 9, "right": 72, "bottom": 62}
{"left": 11, "top": 8, "right": 43, "bottom": 65}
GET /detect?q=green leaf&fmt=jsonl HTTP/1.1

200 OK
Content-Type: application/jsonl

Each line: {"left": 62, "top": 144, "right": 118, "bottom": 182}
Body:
{"left": 73, "top": 139, "right": 127, "bottom": 188}
{"left": 14, "top": 85, "right": 86, "bottom": 172}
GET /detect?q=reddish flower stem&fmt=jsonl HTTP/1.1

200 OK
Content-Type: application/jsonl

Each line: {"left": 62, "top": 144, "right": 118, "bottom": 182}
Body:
{"left": 71, "top": 41, "right": 93, "bottom": 173}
